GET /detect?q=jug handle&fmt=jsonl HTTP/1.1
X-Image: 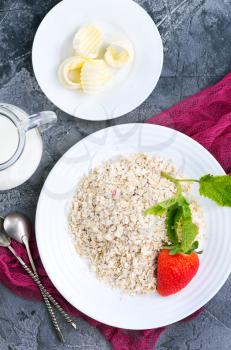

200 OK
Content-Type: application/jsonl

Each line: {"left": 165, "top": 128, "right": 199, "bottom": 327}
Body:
{"left": 22, "top": 111, "right": 57, "bottom": 132}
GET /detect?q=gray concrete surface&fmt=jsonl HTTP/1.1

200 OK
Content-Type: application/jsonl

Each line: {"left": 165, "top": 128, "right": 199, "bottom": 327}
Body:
{"left": 1, "top": 0, "right": 231, "bottom": 349}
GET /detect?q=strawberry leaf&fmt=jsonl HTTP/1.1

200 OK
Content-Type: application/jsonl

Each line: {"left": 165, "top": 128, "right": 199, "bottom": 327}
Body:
{"left": 169, "top": 245, "right": 182, "bottom": 255}
{"left": 185, "top": 240, "right": 199, "bottom": 254}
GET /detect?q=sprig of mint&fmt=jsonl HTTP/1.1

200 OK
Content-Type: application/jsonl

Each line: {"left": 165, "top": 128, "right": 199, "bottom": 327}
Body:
{"left": 198, "top": 175, "right": 231, "bottom": 206}
{"left": 144, "top": 172, "right": 231, "bottom": 255}
{"left": 167, "top": 172, "right": 231, "bottom": 206}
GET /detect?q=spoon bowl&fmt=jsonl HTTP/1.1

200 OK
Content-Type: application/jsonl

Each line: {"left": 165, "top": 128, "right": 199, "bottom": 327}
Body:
{"left": 3, "top": 212, "right": 32, "bottom": 243}
{"left": 3, "top": 212, "right": 36, "bottom": 272}
{"left": 0, "top": 217, "right": 11, "bottom": 247}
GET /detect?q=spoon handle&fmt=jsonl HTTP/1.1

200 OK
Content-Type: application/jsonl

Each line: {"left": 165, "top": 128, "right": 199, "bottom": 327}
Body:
{"left": 23, "top": 237, "right": 37, "bottom": 273}
{"left": 33, "top": 276, "right": 77, "bottom": 330}
{"left": 22, "top": 237, "right": 77, "bottom": 330}
{"left": 8, "top": 246, "right": 65, "bottom": 343}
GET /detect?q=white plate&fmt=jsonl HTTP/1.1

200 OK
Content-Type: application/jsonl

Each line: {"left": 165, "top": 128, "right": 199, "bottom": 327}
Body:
{"left": 36, "top": 124, "right": 231, "bottom": 329}
{"left": 32, "top": 0, "right": 163, "bottom": 121}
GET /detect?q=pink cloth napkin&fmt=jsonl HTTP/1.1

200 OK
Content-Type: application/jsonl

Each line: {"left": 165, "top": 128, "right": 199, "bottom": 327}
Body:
{"left": 1, "top": 72, "right": 231, "bottom": 349}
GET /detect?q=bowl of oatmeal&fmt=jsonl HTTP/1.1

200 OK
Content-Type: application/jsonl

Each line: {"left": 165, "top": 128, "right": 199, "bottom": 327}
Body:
{"left": 36, "top": 123, "right": 231, "bottom": 329}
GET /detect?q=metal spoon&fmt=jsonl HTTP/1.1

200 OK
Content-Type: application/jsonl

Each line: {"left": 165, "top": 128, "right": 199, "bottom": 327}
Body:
{"left": 0, "top": 217, "right": 64, "bottom": 342}
{"left": 3, "top": 212, "right": 36, "bottom": 271}
{"left": 3, "top": 212, "right": 77, "bottom": 330}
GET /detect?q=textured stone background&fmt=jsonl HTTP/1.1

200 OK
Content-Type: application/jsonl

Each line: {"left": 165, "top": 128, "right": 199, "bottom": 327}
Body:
{"left": 1, "top": 0, "right": 231, "bottom": 349}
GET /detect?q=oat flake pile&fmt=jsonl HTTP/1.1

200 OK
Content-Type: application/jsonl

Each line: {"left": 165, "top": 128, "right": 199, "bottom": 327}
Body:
{"left": 69, "top": 153, "right": 203, "bottom": 294}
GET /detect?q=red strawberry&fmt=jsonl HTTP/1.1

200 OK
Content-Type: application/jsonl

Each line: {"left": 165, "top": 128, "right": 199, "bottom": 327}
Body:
{"left": 157, "top": 249, "right": 199, "bottom": 296}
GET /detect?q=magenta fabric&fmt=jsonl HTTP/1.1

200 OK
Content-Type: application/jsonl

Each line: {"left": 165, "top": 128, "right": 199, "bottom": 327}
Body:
{"left": 146, "top": 73, "right": 231, "bottom": 174}
{"left": 1, "top": 72, "right": 231, "bottom": 349}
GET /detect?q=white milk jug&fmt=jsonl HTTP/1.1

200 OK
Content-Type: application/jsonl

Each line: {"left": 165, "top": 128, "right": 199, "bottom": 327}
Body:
{"left": 0, "top": 103, "right": 57, "bottom": 191}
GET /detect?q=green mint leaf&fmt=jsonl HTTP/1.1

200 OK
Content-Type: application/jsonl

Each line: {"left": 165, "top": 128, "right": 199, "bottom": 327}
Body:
{"left": 177, "top": 196, "right": 191, "bottom": 218}
{"left": 145, "top": 172, "right": 201, "bottom": 255}
{"left": 173, "top": 206, "right": 183, "bottom": 233}
{"left": 166, "top": 195, "right": 199, "bottom": 254}
{"left": 164, "top": 195, "right": 198, "bottom": 252}
{"left": 180, "top": 217, "right": 199, "bottom": 253}
{"left": 144, "top": 197, "right": 178, "bottom": 216}
{"left": 199, "top": 174, "right": 231, "bottom": 206}
{"left": 158, "top": 194, "right": 199, "bottom": 254}
{"left": 165, "top": 203, "right": 180, "bottom": 244}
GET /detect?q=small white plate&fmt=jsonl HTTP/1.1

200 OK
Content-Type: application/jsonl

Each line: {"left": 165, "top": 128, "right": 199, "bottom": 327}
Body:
{"left": 36, "top": 124, "right": 231, "bottom": 329}
{"left": 32, "top": 0, "right": 163, "bottom": 121}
